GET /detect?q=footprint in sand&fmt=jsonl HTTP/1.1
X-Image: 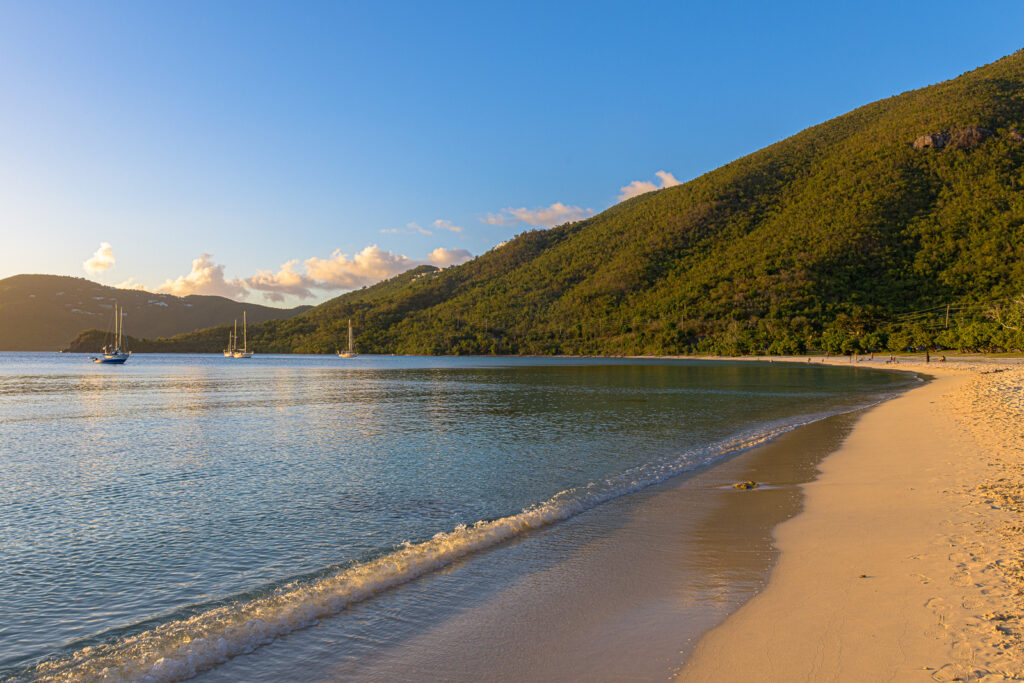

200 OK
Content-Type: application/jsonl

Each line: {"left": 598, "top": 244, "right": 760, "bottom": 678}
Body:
{"left": 931, "top": 663, "right": 967, "bottom": 681}
{"left": 950, "top": 572, "right": 975, "bottom": 587}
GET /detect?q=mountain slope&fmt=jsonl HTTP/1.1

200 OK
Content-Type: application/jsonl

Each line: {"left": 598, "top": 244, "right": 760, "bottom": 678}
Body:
{"left": 102, "top": 50, "right": 1024, "bottom": 355}
{"left": 1, "top": 275, "right": 309, "bottom": 351}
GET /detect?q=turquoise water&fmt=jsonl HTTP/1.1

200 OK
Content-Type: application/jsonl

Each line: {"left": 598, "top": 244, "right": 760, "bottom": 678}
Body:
{"left": 0, "top": 354, "right": 916, "bottom": 681}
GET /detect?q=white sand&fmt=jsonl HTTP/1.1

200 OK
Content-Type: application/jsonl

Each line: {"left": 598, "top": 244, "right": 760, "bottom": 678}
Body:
{"left": 680, "top": 359, "right": 1024, "bottom": 682}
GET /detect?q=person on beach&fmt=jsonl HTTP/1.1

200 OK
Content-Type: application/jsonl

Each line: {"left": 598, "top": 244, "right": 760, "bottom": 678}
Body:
{"left": 926, "top": 349, "right": 930, "bottom": 363}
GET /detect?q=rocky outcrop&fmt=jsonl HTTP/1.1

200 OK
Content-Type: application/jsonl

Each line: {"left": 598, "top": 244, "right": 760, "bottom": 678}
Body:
{"left": 913, "top": 126, "right": 995, "bottom": 151}
{"left": 948, "top": 126, "right": 993, "bottom": 149}
{"left": 913, "top": 132, "right": 949, "bottom": 150}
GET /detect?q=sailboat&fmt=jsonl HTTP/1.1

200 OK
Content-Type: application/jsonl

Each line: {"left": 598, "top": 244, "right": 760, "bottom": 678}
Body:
{"left": 92, "top": 303, "right": 131, "bottom": 364}
{"left": 337, "top": 319, "right": 357, "bottom": 358}
{"left": 223, "top": 319, "right": 237, "bottom": 357}
{"left": 232, "top": 311, "right": 253, "bottom": 358}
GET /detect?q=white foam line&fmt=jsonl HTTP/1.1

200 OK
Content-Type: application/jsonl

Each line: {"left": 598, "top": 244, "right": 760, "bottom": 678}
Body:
{"left": 26, "top": 400, "right": 891, "bottom": 683}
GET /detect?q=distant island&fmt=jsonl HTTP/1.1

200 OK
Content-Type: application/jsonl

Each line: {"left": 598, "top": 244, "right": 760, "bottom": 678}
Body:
{"left": 49, "top": 51, "right": 1024, "bottom": 355}
{"left": 0, "top": 274, "right": 309, "bottom": 351}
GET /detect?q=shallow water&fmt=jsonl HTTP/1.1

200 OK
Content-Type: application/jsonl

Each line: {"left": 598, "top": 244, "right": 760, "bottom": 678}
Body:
{"left": 0, "top": 354, "right": 915, "bottom": 681}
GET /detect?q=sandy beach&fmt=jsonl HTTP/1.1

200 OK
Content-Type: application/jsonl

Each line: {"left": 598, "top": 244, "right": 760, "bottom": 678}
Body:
{"left": 681, "top": 357, "right": 1024, "bottom": 682}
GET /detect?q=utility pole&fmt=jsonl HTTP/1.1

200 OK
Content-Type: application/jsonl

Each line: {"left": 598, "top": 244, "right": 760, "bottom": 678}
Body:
{"left": 945, "top": 303, "right": 950, "bottom": 329}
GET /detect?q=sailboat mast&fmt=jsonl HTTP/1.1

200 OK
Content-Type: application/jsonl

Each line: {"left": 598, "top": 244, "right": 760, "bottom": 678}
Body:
{"left": 243, "top": 311, "right": 247, "bottom": 352}
{"left": 348, "top": 319, "right": 353, "bottom": 353}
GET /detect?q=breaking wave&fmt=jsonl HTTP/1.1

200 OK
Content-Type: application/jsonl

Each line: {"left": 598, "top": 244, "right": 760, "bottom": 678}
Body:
{"left": 22, "top": 400, "right": 890, "bottom": 683}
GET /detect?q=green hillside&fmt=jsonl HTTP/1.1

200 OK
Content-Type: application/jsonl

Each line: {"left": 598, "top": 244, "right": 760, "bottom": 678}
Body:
{"left": 89, "top": 50, "right": 1024, "bottom": 355}
{"left": 1, "top": 274, "right": 309, "bottom": 351}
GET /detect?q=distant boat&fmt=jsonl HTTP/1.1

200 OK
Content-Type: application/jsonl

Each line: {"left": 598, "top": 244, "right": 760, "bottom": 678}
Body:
{"left": 338, "top": 319, "right": 357, "bottom": 358}
{"left": 92, "top": 303, "right": 130, "bottom": 364}
{"left": 223, "top": 318, "right": 238, "bottom": 357}
{"left": 232, "top": 311, "right": 253, "bottom": 359}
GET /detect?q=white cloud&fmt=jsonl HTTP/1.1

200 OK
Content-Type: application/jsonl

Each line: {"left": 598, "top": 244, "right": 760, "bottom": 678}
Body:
{"left": 246, "top": 259, "right": 317, "bottom": 302}
{"left": 83, "top": 242, "right": 116, "bottom": 274}
{"left": 483, "top": 202, "right": 594, "bottom": 227}
{"left": 157, "top": 253, "right": 249, "bottom": 299}
{"left": 617, "top": 180, "right": 659, "bottom": 201}
{"left": 130, "top": 243, "right": 476, "bottom": 304}
{"left": 655, "top": 170, "right": 681, "bottom": 188}
{"left": 618, "top": 170, "right": 682, "bottom": 202}
{"left": 426, "top": 247, "right": 473, "bottom": 268}
{"left": 115, "top": 277, "right": 149, "bottom": 291}
{"left": 249, "top": 245, "right": 476, "bottom": 298}
{"left": 432, "top": 219, "right": 463, "bottom": 233}
{"left": 305, "top": 245, "right": 420, "bottom": 290}
{"left": 379, "top": 222, "right": 435, "bottom": 236}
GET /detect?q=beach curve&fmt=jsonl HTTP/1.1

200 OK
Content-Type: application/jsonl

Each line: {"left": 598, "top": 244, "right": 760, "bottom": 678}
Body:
{"left": 679, "top": 358, "right": 1024, "bottom": 682}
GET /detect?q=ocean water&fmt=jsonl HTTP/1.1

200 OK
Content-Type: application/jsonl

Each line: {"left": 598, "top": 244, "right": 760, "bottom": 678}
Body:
{"left": 0, "top": 354, "right": 916, "bottom": 682}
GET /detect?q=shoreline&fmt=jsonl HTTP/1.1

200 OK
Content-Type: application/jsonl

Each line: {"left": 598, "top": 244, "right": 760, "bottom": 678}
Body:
{"left": 680, "top": 357, "right": 1024, "bottom": 682}
{"left": 186, "top": 364, "right": 896, "bottom": 681}
{"left": 302, "top": 404, "right": 874, "bottom": 681}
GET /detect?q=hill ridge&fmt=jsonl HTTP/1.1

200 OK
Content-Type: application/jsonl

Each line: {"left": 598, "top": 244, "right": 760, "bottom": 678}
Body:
{"left": 0, "top": 274, "right": 309, "bottom": 351}
{"left": 74, "top": 48, "right": 1024, "bottom": 355}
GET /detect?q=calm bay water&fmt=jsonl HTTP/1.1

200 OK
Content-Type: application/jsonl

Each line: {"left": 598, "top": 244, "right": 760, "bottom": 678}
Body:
{"left": 0, "top": 354, "right": 916, "bottom": 681}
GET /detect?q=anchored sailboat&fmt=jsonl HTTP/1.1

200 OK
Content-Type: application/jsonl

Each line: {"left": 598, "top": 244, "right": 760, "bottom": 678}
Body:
{"left": 223, "top": 319, "right": 237, "bottom": 357}
{"left": 232, "top": 311, "right": 253, "bottom": 358}
{"left": 92, "top": 303, "right": 130, "bottom": 364}
{"left": 338, "top": 319, "right": 357, "bottom": 358}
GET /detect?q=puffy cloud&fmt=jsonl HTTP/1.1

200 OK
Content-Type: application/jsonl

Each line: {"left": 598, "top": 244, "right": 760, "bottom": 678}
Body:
{"left": 83, "top": 242, "right": 116, "bottom": 274}
{"left": 115, "top": 277, "right": 149, "bottom": 291}
{"left": 277, "top": 245, "right": 475, "bottom": 295}
{"left": 426, "top": 247, "right": 473, "bottom": 268}
{"left": 617, "top": 180, "right": 658, "bottom": 201}
{"left": 246, "top": 259, "right": 317, "bottom": 302}
{"left": 305, "top": 245, "right": 420, "bottom": 290}
{"left": 138, "top": 244, "right": 477, "bottom": 304}
{"left": 431, "top": 219, "right": 463, "bottom": 233}
{"left": 157, "top": 253, "right": 249, "bottom": 299}
{"left": 655, "top": 170, "right": 681, "bottom": 188}
{"left": 618, "top": 170, "right": 682, "bottom": 202}
{"left": 483, "top": 202, "right": 594, "bottom": 227}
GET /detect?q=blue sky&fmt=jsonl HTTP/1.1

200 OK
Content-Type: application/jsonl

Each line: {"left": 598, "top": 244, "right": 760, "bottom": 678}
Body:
{"left": 2, "top": 1, "right": 1023, "bottom": 305}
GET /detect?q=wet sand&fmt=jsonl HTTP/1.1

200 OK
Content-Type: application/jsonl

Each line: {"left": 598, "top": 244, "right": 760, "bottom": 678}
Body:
{"left": 681, "top": 359, "right": 1024, "bottom": 682}
{"left": 315, "top": 409, "right": 867, "bottom": 681}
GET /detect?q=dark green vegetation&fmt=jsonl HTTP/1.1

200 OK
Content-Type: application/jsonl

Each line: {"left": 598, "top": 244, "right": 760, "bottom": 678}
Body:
{"left": 77, "top": 51, "right": 1024, "bottom": 355}
{"left": 0, "top": 274, "right": 309, "bottom": 351}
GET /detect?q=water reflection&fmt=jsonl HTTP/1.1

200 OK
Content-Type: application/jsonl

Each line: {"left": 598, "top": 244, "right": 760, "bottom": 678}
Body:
{"left": 0, "top": 354, "right": 915, "bottom": 678}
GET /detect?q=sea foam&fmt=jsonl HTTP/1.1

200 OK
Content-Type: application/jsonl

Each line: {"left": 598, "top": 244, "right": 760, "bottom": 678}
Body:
{"left": 25, "top": 405, "right": 878, "bottom": 683}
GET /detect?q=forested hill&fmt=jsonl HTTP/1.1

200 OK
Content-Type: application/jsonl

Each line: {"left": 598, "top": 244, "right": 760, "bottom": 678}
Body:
{"left": 86, "top": 50, "right": 1024, "bottom": 355}
{"left": 1, "top": 274, "right": 309, "bottom": 351}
